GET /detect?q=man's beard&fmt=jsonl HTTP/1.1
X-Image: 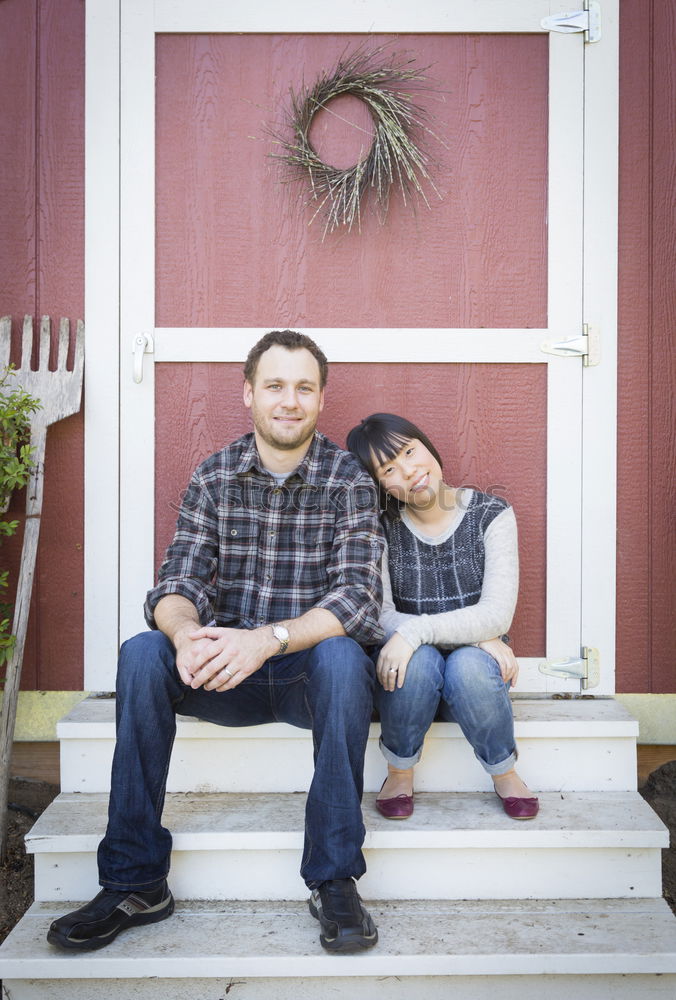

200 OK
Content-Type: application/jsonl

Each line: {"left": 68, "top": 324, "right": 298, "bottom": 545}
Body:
{"left": 252, "top": 406, "right": 317, "bottom": 452}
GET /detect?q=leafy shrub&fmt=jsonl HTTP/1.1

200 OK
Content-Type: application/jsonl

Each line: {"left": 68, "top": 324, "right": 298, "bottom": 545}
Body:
{"left": 0, "top": 366, "right": 41, "bottom": 666}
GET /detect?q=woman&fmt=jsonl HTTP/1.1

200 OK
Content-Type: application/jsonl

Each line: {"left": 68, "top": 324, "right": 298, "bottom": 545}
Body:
{"left": 347, "top": 413, "right": 538, "bottom": 821}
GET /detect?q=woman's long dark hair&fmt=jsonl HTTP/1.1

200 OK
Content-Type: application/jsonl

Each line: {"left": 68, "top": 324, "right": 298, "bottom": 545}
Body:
{"left": 346, "top": 412, "right": 444, "bottom": 517}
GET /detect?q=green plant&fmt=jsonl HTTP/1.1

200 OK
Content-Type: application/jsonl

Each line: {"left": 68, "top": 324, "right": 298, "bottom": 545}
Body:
{"left": 0, "top": 365, "right": 41, "bottom": 667}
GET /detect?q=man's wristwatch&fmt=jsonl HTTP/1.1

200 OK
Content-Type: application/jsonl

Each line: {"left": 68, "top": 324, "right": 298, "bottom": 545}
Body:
{"left": 271, "top": 623, "right": 290, "bottom": 655}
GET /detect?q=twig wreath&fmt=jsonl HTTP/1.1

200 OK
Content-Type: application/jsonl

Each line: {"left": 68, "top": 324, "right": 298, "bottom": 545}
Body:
{"left": 274, "top": 46, "right": 439, "bottom": 237}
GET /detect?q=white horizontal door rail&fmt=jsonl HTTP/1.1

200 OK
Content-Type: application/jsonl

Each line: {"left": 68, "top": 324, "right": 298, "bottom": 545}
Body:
{"left": 154, "top": 328, "right": 551, "bottom": 364}
{"left": 155, "top": 0, "right": 570, "bottom": 34}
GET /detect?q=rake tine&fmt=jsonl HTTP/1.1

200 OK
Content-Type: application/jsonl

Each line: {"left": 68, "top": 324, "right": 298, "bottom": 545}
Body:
{"left": 0, "top": 317, "right": 10, "bottom": 369}
{"left": 39, "top": 316, "right": 51, "bottom": 371}
{"left": 73, "top": 320, "right": 85, "bottom": 386}
{"left": 58, "top": 318, "right": 70, "bottom": 370}
{"left": 21, "top": 316, "right": 33, "bottom": 373}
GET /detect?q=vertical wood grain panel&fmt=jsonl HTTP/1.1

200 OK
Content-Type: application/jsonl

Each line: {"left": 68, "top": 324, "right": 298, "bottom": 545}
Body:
{"left": 155, "top": 33, "right": 547, "bottom": 330}
{"left": 155, "top": 363, "right": 546, "bottom": 657}
{"left": 649, "top": 0, "right": 676, "bottom": 692}
{"left": 0, "top": 0, "right": 39, "bottom": 686}
{"left": 33, "top": 0, "right": 85, "bottom": 690}
{"left": 0, "top": 0, "right": 85, "bottom": 690}
{"left": 617, "top": 0, "right": 676, "bottom": 693}
{"left": 616, "top": 0, "right": 653, "bottom": 690}
{"left": 0, "top": 0, "right": 37, "bottom": 320}
{"left": 36, "top": 0, "right": 85, "bottom": 316}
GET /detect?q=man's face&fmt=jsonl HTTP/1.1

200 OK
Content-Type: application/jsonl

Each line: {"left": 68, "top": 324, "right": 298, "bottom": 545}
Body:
{"left": 243, "top": 345, "right": 325, "bottom": 453}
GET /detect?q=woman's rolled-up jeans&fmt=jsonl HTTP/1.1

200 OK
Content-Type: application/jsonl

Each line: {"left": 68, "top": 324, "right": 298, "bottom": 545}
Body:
{"left": 375, "top": 644, "right": 517, "bottom": 775}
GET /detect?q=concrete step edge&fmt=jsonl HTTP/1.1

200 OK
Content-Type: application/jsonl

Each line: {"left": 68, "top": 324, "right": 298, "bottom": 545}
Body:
{"left": 57, "top": 696, "right": 640, "bottom": 741}
{"left": 1, "top": 898, "right": 674, "bottom": 980}
{"left": 26, "top": 790, "right": 669, "bottom": 854}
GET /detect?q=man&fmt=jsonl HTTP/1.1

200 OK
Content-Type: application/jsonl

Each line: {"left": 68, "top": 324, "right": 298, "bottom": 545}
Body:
{"left": 48, "top": 330, "right": 384, "bottom": 954}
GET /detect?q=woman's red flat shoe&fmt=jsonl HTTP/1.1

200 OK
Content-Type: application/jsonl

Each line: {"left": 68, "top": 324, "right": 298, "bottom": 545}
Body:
{"left": 376, "top": 793, "right": 414, "bottom": 819}
{"left": 495, "top": 790, "right": 539, "bottom": 820}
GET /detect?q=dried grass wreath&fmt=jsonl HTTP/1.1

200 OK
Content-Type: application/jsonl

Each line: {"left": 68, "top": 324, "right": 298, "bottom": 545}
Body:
{"left": 273, "top": 47, "right": 439, "bottom": 237}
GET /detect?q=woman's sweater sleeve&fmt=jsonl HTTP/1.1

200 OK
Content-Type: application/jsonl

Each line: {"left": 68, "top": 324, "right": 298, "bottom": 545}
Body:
{"left": 380, "top": 506, "right": 519, "bottom": 650}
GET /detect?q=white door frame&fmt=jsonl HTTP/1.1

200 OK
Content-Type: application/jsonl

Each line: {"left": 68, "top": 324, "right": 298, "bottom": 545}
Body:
{"left": 84, "top": 0, "right": 618, "bottom": 693}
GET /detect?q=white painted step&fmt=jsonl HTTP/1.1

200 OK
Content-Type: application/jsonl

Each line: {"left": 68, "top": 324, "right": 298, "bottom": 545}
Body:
{"left": 59, "top": 696, "right": 639, "bottom": 793}
{"left": 28, "top": 790, "right": 667, "bottom": 901}
{"left": 1, "top": 898, "right": 675, "bottom": 999}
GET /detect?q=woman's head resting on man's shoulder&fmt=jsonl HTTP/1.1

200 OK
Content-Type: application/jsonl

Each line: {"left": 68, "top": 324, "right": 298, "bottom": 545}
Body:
{"left": 346, "top": 413, "right": 444, "bottom": 515}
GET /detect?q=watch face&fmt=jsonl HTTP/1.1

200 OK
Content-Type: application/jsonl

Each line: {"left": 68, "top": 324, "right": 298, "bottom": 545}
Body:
{"left": 274, "top": 624, "right": 289, "bottom": 640}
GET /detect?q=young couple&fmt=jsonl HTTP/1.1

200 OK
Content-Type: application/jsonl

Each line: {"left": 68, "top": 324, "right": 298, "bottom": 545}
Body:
{"left": 48, "top": 330, "right": 536, "bottom": 958}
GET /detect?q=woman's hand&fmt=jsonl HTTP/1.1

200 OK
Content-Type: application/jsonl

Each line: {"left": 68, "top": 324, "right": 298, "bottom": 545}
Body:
{"left": 477, "top": 637, "right": 519, "bottom": 687}
{"left": 377, "top": 633, "right": 415, "bottom": 691}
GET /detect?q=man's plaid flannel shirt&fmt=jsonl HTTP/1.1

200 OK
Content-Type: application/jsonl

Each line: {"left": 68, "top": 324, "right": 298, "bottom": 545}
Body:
{"left": 145, "top": 431, "right": 385, "bottom": 645}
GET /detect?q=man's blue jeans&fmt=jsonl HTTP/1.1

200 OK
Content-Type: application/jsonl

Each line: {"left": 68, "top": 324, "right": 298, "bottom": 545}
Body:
{"left": 97, "top": 631, "right": 375, "bottom": 892}
{"left": 375, "top": 644, "right": 517, "bottom": 775}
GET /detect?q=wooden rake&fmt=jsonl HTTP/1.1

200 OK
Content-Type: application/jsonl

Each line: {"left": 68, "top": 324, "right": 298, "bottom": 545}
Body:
{"left": 0, "top": 315, "right": 84, "bottom": 857}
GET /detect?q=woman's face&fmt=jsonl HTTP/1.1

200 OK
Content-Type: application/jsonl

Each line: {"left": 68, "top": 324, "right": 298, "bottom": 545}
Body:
{"left": 374, "top": 438, "right": 444, "bottom": 508}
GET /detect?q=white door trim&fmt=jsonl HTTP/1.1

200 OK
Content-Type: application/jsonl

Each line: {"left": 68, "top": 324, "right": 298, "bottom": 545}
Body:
{"left": 83, "top": 0, "right": 121, "bottom": 688}
{"left": 581, "top": 1, "right": 619, "bottom": 695}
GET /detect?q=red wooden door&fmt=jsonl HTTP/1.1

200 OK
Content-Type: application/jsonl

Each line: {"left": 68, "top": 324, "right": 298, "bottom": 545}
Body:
{"left": 153, "top": 30, "right": 548, "bottom": 665}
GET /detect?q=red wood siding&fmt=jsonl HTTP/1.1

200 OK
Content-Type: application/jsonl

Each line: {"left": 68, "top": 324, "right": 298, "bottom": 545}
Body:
{"left": 0, "top": 2, "right": 673, "bottom": 692}
{"left": 0, "top": 0, "right": 84, "bottom": 690}
{"left": 154, "top": 32, "right": 548, "bottom": 661}
{"left": 155, "top": 33, "right": 548, "bottom": 330}
{"left": 617, "top": 0, "right": 676, "bottom": 692}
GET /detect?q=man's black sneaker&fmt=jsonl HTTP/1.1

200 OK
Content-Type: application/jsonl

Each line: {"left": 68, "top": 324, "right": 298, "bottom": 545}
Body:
{"left": 47, "top": 881, "right": 174, "bottom": 951}
{"left": 308, "top": 877, "right": 378, "bottom": 953}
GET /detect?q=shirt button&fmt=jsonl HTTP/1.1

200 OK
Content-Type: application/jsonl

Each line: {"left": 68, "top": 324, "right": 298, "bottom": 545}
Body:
{"left": 269, "top": 531, "right": 275, "bottom": 537}
{"left": 230, "top": 529, "right": 238, "bottom": 536}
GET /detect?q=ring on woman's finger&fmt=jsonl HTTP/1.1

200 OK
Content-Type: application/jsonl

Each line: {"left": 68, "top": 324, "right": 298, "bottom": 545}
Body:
{"left": 388, "top": 667, "right": 397, "bottom": 673}
{"left": 223, "top": 668, "right": 234, "bottom": 678}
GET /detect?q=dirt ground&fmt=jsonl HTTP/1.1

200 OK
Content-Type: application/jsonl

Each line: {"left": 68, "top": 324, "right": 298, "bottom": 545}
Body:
{"left": 0, "top": 777, "right": 59, "bottom": 943}
{"left": 0, "top": 765, "right": 674, "bottom": 945}
{"left": 641, "top": 760, "right": 676, "bottom": 916}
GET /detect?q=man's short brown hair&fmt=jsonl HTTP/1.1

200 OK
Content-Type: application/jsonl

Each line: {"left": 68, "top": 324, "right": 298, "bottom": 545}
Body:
{"left": 243, "top": 330, "right": 329, "bottom": 389}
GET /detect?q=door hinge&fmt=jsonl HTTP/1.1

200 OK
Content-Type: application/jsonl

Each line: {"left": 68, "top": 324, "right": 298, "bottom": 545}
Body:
{"left": 541, "top": 2, "right": 601, "bottom": 43}
{"left": 132, "top": 332, "right": 154, "bottom": 383}
{"left": 541, "top": 324, "right": 600, "bottom": 366}
{"left": 538, "top": 646, "right": 600, "bottom": 689}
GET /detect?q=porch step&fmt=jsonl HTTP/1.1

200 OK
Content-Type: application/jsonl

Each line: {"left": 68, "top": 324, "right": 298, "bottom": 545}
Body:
{"left": 58, "top": 696, "right": 639, "bottom": 793}
{"left": 1, "top": 898, "right": 675, "bottom": 999}
{"left": 4, "top": 696, "right": 675, "bottom": 999}
{"left": 28, "top": 790, "right": 667, "bottom": 901}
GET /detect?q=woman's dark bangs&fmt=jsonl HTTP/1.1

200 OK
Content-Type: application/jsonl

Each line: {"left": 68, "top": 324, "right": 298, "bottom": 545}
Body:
{"left": 370, "top": 429, "right": 412, "bottom": 470}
